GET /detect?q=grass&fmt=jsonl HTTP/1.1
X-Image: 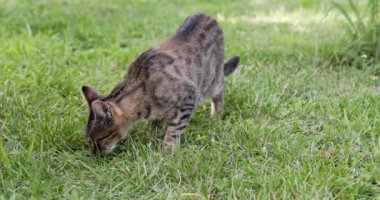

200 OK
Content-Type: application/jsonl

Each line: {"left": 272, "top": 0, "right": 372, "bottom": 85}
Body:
{"left": 331, "top": 0, "right": 380, "bottom": 67}
{"left": 1, "top": 0, "right": 380, "bottom": 199}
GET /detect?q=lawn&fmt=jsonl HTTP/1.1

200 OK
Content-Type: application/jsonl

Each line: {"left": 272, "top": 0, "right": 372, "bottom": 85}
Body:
{"left": 1, "top": 0, "right": 380, "bottom": 199}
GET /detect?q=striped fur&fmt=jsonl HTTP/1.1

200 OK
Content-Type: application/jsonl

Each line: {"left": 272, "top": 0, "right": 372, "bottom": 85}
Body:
{"left": 82, "top": 13, "right": 239, "bottom": 154}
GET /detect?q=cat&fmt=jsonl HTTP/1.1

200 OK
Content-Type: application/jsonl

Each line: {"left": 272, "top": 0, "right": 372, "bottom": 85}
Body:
{"left": 82, "top": 13, "right": 239, "bottom": 154}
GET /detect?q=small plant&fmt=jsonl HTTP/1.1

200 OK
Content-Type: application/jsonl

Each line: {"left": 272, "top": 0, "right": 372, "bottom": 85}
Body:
{"left": 332, "top": 0, "right": 380, "bottom": 67}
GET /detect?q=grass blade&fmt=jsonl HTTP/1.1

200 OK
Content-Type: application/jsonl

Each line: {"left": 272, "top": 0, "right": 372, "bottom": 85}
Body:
{"left": 0, "top": 136, "right": 10, "bottom": 169}
{"left": 332, "top": 1, "right": 357, "bottom": 34}
{"left": 348, "top": 0, "right": 365, "bottom": 31}
{"left": 26, "top": 134, "right": 36, "bottom": 162}
{"left": 375, "top": 33, "right": 380, "bottom": 62}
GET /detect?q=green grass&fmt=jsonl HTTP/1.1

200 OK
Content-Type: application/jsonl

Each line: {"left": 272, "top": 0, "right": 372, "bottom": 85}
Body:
{"left": 331, "top": 0, "right": 380, "bottom": 67}
{"left": 1, "top": 0, "right": 380, "bottom": 199}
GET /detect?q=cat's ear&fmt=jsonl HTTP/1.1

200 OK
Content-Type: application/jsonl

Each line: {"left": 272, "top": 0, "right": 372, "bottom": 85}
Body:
{"left": 91, "top": 100, "right": 112, "bottom": 119}
{"left": 82, "top": 86, "right": 101, "bottom": 105}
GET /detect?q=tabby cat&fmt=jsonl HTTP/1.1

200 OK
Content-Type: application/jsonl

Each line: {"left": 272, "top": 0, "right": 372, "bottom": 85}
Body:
{"left": 82, "top": 13, "right": 239, "bottom": 154}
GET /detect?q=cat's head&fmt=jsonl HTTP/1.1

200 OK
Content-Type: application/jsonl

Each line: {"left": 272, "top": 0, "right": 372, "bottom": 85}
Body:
{"left": 81, "top": 86, "right": 131, "bottom": 155}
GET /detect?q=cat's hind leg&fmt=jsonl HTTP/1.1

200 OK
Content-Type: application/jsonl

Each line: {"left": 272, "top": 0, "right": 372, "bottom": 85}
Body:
{"left": 211, "top": 89, "right": 224, "bottom": 118}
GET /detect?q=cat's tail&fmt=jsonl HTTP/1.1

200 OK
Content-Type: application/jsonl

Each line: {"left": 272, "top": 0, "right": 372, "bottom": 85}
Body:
{"left": 224, "top": 56, "right": 240, "bottom": 76}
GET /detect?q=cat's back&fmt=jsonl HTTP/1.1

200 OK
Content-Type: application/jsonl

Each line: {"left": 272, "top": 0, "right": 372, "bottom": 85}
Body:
{"left": 172, "top": 13, "right": 222, "bottom": 45}
{"left": 124, "top": 14, "right": 225, "bottom": 108}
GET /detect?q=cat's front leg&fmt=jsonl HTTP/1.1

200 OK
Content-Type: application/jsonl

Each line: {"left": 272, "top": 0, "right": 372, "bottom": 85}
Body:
{"left": 163, "top": 106, "right": 194, "bottom": 151}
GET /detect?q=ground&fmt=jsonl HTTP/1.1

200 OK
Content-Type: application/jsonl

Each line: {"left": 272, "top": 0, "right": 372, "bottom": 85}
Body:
{"left": 1, "top": 0, "right": 380, "bottom": 199}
